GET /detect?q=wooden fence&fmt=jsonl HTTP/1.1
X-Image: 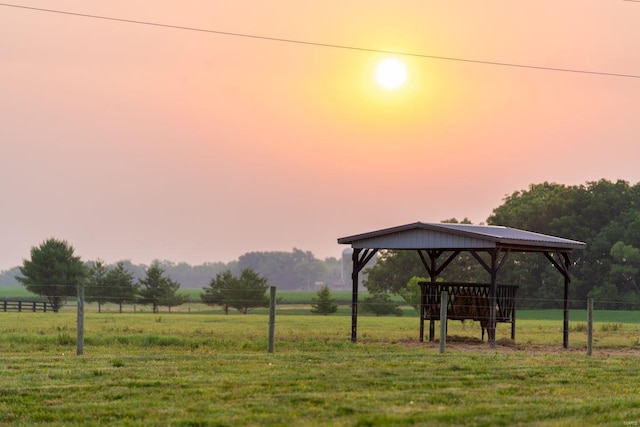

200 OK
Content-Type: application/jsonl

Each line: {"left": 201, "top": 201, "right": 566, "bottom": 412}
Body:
{"left": 1, "top": 299, "right": 52, "bottom": 312}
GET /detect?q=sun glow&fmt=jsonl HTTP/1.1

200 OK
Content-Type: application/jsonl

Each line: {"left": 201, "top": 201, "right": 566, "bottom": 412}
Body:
{"left": 375, "top": 58, "right": 407, "bottom": 90}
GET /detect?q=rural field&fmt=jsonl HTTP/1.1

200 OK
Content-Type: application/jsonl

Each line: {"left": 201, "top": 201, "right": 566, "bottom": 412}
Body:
{"left": 1, "top": 297, "right": 639, "bottom": 427}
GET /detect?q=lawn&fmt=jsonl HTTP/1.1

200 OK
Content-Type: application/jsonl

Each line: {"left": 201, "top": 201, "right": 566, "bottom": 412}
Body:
{"left": 0, "top": 308, "right": 639, "bottom": 426}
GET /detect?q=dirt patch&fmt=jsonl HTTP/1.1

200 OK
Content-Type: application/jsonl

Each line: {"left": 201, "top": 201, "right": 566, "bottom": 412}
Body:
{"left": 414, "top": 335, "right": 640, "bottom": 356}
{"left": 363, "top": 335, "right": 640, "bottom": 356}
{"left": 422, "top": 335, "right": 521, "bottom": 353}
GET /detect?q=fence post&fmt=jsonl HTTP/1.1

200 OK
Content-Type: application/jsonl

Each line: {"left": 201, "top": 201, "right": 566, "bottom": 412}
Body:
{"left": 77, "top": 283, "right": 85, "bottom": 356}
{"left": 268, "top": 286, "right": 276, "bottom": 353}
{"left": 440, "top": 291, "right": 448, "bottom": 354}
{"left": 587, "top": 297, "right": 593, "bottom": 356}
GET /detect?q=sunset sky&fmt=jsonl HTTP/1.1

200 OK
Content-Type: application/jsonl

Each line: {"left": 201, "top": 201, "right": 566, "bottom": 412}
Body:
{"left": 2, "top": 1, "right": 640, "bottom": 270}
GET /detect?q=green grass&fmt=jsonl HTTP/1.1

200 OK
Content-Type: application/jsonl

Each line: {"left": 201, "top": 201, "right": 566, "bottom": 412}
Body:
{"left": 179, "top": 289, "right": 394, "bottom": 305}
{"left": 0, "top": 285, "right": 38, "bottom": 299}
{"left": 518, "top": 309, "right": 640, "bottom": 323}
{"left": 0, "top": 310, "right": 639, "bottom": 426}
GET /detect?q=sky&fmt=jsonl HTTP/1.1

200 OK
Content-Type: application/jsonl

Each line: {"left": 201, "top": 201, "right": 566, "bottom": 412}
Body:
{"left": 2, "top": 1, "right": 640, "bottom": 271}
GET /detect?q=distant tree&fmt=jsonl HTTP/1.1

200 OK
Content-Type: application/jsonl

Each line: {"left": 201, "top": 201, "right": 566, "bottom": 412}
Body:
{"left": 361, "top": 293, "right": 402, "bottom": 317}
{"left": 201, "top": 268, "right": 270, "bottom": 314}
{"left": 16, "top": 238, "right": 87, "bottom": 312}
{"left": 149, "top": 259, "right": 232, "bottom": 289}
{"left": 399, "top": 276, "right": 428, "bottom": 312}
{"left": 81, "top": 250, "right": 338, "bottom": 290}
{"left": 229, "top": 269, "right": 270, "bottom": 314}
{"left": 137, "top": 262, "right": 187, "bottom": 313}
{"left": 86, "top": 260, "right": 110, "bottom": 311}
{"left": 311, "top": 285, "right": 338, "bottom": 315}
{"left": 599, "top": 241, "right": 640, "bottom": 309}
{"left": 0, "top": 266, "right": 21, "bottom": 286}
{"left": 322, "top": 257, "right": 342, "bottom": 282}
{"left": 105, "top": 262, "right": 138, "bottom": 313}
{"left": 201, "top": 270, "right": 236, "bottom": 314}
{"left": 237, "top": 248, "right": 326, "bottom": 290}
{"left": 363, "top": 250, "right": 424, "bottom": 295}
{"left": 113, "top": 260, "right": 147, "bottom": 282}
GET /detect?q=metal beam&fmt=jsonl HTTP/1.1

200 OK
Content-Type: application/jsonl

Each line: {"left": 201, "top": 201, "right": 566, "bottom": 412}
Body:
{"left": 350, "top": 248, "right": 379, "bottom": 343}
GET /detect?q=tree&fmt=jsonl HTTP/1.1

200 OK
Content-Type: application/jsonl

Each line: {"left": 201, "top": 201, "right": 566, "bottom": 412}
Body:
{"left": 236, "top": 248, "right": 326, "bottom": 290}
{"left": 363, "top": 250, "right": 425, "bottom": 295}
{"left": 399, "top": 276, "right": 428, "bottom": 312}
{"left": 16, "top": 238, "right": 87, "bottom": 312}
{"left": 361, "top": 293, "right": 403, "bottom": 317}
{"left": 0, "top": 266, "right": 21, "bottom": 285}
{"left": 487, "top": 179, "right": 640, "bottom": 307}
{"left": 86, "top": 261, "right": 138, "bottom": 312}
{"left": 86, "top": 260, "right": 110, "bottom": 312}
{"left": 229, "top": 269, "right": 270, "bottom": 314}
{"left": 201, "top": 268, "right": 270, "bottom": 314}
{"left": 137, "top": 262, "right": 187, "bottom": 313}
{"left": 201, "top": 270, "right": 236, "bottom": 314}
{"left": 602, "top": 241, "right": 640, "bottom": 309}
{"left": 311, "top": 285, "right": 338, "bottom": 315}
{"left": 106, "top": 262, "right": 138, "bottom": 313}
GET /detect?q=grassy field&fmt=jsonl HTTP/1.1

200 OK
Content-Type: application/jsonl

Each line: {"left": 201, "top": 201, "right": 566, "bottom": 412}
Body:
{"left": 1, "top": 304, "right": 639, "bottom": 426}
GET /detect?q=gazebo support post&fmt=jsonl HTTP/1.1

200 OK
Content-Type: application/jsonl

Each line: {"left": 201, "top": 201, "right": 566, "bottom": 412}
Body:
{"left": 563, "top": 274, "right": 570, "bottom": 348}
{"left": 350, "top": 249, "right": 361, "bottom": 344}
{"left": 562, "top": 253, "right": 571, "bottom": 349}
{"left": 350, "top": 248, "right": 378, "bottom": 344}
{"left": 488, "top": 249, "right": 498, "bottom": 349}
{"left": 470, "top": 249, "right": 510, "bottom": 348}
{"left": 417, "top": 249, "right": 439, "bottom": 342}
{"left": 417, "top": 249, "right": 460, "bottom": 342}
{"left": 419, "top": 281, "right": 426, "bottom": 342}
{"left": 544, "top": 251, "right": 573, "bottom": 349}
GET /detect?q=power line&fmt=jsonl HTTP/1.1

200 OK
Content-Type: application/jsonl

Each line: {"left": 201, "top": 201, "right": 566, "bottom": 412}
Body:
{"left": 2, "top": 2, "right": 640, "bottom": 80}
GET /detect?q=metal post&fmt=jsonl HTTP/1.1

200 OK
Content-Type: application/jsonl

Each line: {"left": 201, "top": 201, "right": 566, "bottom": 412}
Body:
{"left": 587, "top": 297, "right": 593, "bottom": 356}
{"left": 350, "top": 249, "right": 361, "bottom": 343}
{"left": 77, "top": 283, "right": 84, "bottom": 356}
{"left": 268, "top": 286, "right": 276, "bottom": 353}
{"left": 419, "top": 282, "right": 426, "bottom": 342}
{"left": 488, "top": 250, "right": 498, "bottom": 349}
{"left": 563, "top": 275, "right": 570, "bottom": 349}
{"left": 439, "top": 291, "right": 448, "bottom": 354}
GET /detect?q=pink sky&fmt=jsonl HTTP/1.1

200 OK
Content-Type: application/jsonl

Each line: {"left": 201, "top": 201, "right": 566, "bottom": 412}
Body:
{"left": 2, "top": 1, "right": 640, "bottom": 270}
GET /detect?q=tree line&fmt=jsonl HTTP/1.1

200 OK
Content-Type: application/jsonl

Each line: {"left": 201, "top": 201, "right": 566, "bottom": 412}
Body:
{"left": 364, "top": 179, "right": 640, "bottom": 310}
{"left": 1, "top": 248, "right": 343, "bottom": 290}
{"left": 15, "top": 238, "right": 277, "bottom": 314}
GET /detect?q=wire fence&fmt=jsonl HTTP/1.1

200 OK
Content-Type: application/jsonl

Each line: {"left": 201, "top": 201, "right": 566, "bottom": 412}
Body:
{"left": 2, "top": 294, "right": 639, "bottom": 318}
{"left": 1, "top": 289, "right": 639, "bottom": 356}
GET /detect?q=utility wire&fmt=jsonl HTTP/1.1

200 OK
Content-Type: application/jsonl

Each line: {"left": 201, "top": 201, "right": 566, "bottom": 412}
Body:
{"left": 1, "top": 2, "right": 640, "bottom": 80}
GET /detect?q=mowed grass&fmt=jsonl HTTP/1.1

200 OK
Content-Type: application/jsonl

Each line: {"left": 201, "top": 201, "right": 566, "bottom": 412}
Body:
{"left": 1, "top": 307, "right": 640, "bottom": 426}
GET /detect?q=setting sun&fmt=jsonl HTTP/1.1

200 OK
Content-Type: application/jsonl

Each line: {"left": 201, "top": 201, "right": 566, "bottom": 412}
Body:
{"left": 375, "top": 58, "right": 407, "bottom": 89}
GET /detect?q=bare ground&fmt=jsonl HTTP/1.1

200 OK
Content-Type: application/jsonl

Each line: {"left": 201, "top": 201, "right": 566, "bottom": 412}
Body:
{"left": 389, "top": 335, "right": 640, "bottom": 356}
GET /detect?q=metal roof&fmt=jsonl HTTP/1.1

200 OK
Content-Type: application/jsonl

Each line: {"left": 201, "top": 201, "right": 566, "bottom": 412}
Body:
{"left": 337, "top": 222, "right": 586, "bottom": 252}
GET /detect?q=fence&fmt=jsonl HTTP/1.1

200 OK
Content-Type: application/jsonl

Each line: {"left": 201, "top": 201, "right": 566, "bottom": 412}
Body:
{"left": 1, "top": 299, "right": 52, "bottom": 312}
